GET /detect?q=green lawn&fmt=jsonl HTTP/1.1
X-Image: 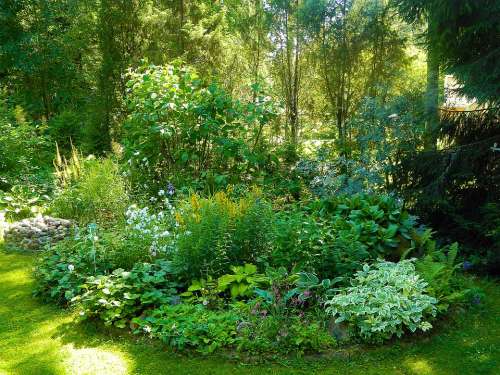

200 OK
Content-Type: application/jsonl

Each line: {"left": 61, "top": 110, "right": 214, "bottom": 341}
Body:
{"left": 0, "top": 250, "right": 498, "bottom": 375}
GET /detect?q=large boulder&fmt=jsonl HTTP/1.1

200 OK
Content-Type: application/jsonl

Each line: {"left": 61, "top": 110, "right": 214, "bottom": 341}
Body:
{"left": 3, "top": 216, "right": 72, "bottom": 251}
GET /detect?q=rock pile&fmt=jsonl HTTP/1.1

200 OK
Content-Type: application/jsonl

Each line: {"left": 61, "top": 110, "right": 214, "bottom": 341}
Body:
{"left": 3, "top": 216, "right": 72, "bottom": 251}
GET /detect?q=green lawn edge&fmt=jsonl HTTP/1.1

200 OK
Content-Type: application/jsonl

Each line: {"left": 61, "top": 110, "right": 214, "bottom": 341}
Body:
{"left": 0, "top": 249, "right": 498, "bottom": 375}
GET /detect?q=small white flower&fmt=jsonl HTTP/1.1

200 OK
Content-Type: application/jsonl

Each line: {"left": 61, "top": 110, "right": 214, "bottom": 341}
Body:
{"left": 143, "top": 325, "right": 152, "bottom": 333}
{"left": 68, "top": 264, "right": 75, "bottom": 272}
{"left": 93, "top": 236, "right": 99, "bottom": 242}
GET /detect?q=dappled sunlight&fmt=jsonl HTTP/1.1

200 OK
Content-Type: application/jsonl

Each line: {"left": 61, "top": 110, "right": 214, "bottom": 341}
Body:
{"left": 65, "top": 345, "right": 131, "bottom": 375}
{"left": 0, "top": 270, "right": 31, "bottom": 285}
{"left": 404, "top": 358, "right": 434, "bottom": 375}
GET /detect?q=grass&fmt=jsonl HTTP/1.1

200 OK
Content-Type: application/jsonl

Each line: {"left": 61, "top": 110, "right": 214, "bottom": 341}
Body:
{"left": 0, "top": 249, "right": 498, "bottom": 375}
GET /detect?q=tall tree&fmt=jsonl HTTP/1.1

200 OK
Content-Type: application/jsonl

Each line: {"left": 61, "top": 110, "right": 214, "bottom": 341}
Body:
{"left": 302, "top": 0, "right": 407, "bottom": 149}
{"left": 90, "top": 0, "right": 144, "bottom": 152}
{"left": 394, "top": 0, "right": 440, "bottom": 150}
{"left": 0, "top": 0, "right": 85, "bottom": 120}
{"left": 267, "top": 0, "right": 304, "bottom": 146}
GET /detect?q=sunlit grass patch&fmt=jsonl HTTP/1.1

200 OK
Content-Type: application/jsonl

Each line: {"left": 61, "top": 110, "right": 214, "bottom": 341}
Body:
{"left": 65, "top": 346, "right": 130, "bottom": 375}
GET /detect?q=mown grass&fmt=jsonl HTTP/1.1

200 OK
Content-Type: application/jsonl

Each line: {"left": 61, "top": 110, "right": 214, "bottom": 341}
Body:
{"left": 0, "top": 249, "right": 498, "bottom": 375}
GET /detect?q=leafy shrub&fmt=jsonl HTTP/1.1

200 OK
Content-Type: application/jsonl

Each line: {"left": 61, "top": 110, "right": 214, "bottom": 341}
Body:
{"left": 311, "top": 193, "right": 428, "bottom": 278}
{"left": 51, "top": 152, "right": 129, "bottom": 226}
{"left": 236, "top": 311, "right": 336, "bottom": 354}
{"left": 415, "top": 242, "right": 469, "bottom": 313}
{"left": 0, "top": 97, "right": 51, "bottom": 191}
{"left": 173, "top": 191, "right": 274, "bottom": 280}
{"left": 122, "top": 62, "right": 276, "bottom": 195}
{"left": 0, "top": 185, "right": 50, "bottom": 220}
{"left": 133, "top": 304, "right": 241, "bottom": 354}
{"left": 76, "top": 260, "right": 179, "bottom": 328}
{"left": 271, "top": 193, "right": 426, "bottom": 280}
{"left": 325, "top": 260, "right": 437, "bottom": 342}
{"left": 318, "top": 193, "right": 417, "bottom": 256}
{"left": 33, "top": 229, "right": 113, "bottom": 305}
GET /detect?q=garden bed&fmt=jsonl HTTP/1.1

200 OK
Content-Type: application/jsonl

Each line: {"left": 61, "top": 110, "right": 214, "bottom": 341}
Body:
{"left": 1, "top": 249, "right": 498, "bottom": 374}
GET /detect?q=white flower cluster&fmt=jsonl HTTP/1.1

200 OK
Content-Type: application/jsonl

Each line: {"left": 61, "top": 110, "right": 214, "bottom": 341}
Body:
{"left": 125, "top": 200, "right": 176, "bottom": 257}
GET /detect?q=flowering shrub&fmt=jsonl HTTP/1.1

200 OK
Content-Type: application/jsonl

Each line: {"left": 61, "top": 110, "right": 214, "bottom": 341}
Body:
{"left": 124, "top": 196, "right": 177, "bottom": 258}
{"left": 325, "top": 260, "right": 437, "bottom": 342}
{"left": 122, "top": 62, "right": 277, "bottom": 195}
{"left": 75, "top": 260, "right": 179, "bottom": 328}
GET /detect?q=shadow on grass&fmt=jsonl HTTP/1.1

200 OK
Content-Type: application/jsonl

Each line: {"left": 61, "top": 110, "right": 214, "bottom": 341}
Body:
{"left": 1, "top": 249, "right": 499, "bottom": 375}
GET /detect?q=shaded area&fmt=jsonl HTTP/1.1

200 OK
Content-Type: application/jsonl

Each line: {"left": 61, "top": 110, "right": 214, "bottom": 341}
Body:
{"left": 0, "top": 250, "right": 499, "bottom": 375}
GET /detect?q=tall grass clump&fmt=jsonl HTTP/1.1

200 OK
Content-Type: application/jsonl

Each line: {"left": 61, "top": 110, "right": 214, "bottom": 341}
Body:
{"left": 50, "top": 145, "right": 129, "bottom": 226}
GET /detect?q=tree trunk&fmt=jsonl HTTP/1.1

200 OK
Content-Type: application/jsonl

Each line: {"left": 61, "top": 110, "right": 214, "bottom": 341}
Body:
{"left": 424, "top": 13, "right": 440, "bottom": 150}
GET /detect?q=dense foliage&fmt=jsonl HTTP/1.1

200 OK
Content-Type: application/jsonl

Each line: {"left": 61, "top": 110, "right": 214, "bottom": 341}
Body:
{"left": 123, "top": 63, "right": 277, "bottom": 193}
{"left": 51, "top": 153, "right": 129, "bottom": 226}
{"left": 0, "top": 0, "right": 494, "bottom": 360}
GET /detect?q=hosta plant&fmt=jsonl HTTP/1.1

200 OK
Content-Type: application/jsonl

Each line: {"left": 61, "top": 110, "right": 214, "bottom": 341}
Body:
{"left": 325, "top": 260, "right": 437, "bottom": 342}
{"left": 218, "top": 263, "right": 268, "bottom": 299}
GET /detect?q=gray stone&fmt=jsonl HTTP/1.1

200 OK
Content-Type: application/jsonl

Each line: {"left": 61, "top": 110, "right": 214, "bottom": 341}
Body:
{"left": 3, "top": 216, "right": 73, "bottom": 251}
